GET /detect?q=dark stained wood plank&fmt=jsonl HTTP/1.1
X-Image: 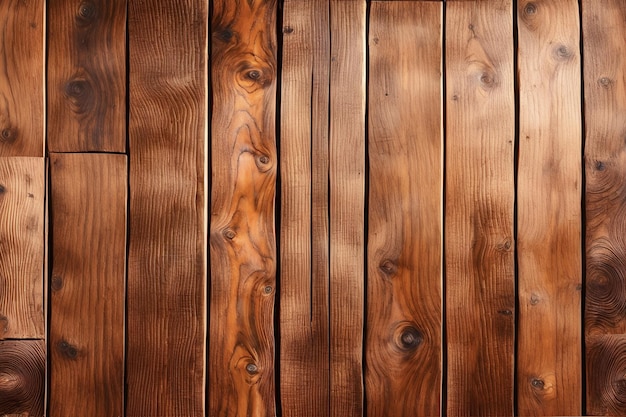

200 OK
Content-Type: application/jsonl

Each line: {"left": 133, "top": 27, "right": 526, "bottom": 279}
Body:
{"left": 126, "top": 0, "right": 207, "bottom": 414}
{"left": 47, "top": 0, "right": 125, "bottom": 152}
{"left": 582, "top": 1, "right": 626, "bottom": 414}
{"left": 366, "top": 2, "right": 442, "bottom": 416}
{"left": 0, "top": 0, "right": 44, "bottom": 156}
{"left": 209, "top": 1, "right": 277, "bottom": 415}
{"left": 0, "top": 340, "right": 45, "bottom": 416}
{"left": 445, "top": 1, "right": 515, "bottom": 415}
{"left": 516, "top": 1, "right": 582, "bottom": 415}
{"left": 280, "top": 0, "right": 330, "bottom": 415}
{"left": 0, "top": 157, "right": 44, "bottom": 339}
{"left": 48, "top": 153, "right": 126, "bottom": 417}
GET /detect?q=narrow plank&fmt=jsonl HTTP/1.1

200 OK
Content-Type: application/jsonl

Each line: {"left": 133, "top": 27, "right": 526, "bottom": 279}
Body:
{"left": 329, "top": 1, "right": 366, "bottom": 416}
{"left": 209, "top": 1, "right": 277, "bottom": 415}
{"left": 0, "top": 157, "right": 44, "bottom": 339}
{"left": 0, "top": 0, "right": 44, "bottom": 156}
{"left": 126, "top": 0, "right": 207, "bottom": 414}
{"left": 445, "top": 1, "right": 516, "bottom": 415}
{"left": 0, "top": 340, "right": 45, "bottom": 416}
{"left": 582, "top": 1, "right": 626, "bottom": 414}
{"left": 280, "top": 0, "right": 330, "bottom": 415}
{"left": 366, "top": 2, "right": 442, "bottom": 416}
{"left": 516, "top": 1, "right": 582, "bottom": 415}
{"left": 47, "top": 0, "right": 125, "bottom": 152}
{"left": 49, "top": 153, "right": 126, "bottom": 417}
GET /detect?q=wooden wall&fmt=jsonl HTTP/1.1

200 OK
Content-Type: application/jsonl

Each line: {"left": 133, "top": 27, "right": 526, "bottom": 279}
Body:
{"left": 1, "top": 0, "right": 625, "bottom": 416}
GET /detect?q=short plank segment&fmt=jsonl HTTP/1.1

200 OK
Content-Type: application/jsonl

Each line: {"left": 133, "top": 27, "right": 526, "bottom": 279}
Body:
{"left": 126, "top": 0, "right": 207, "bottom": 414}
{"left": 280, "top": 0, "right": 330, "bottom": 415}
{"left": 209, "top": 1, "right": 277, "bottom": 416}
{"left": 445, "top": 1, "right": 516, "bottom": 415}
{"left": 47, "top": 0, "right": 125, "bottom": 152}
{"left": 517, "top": 1, "right": 582, "bottom": 415}
{"left": 0, "top": 158, "right": 44, "bottom": 340}
{"left": 49, "top": 153, "right": 126, "bottom": 417}
{"left": 366, "top": 2, "right": 442, "bottom": 416}
{"left": 582, "top": 1, "right": 626, "bottom": 414}
{"left": 0, "top": 340, "right": 45, "bottom": 416}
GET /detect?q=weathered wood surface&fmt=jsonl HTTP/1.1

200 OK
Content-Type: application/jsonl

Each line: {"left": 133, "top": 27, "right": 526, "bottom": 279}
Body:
{"left": 126, "top": 0, "right": 207, "bottom": 414}
{"left": 48, "top": 153, "right": 126, "bottom": 417}
{"left": 0, "top": 0, "right": 44, "bottom": 157}
{"left": 0, "top": 157, "right": 44, "bottom": 340}
{"left": 280, "top": 0, "right": 330, "bottom": 415}
{"left": 0, "top": 340, "right": 45, "bottom": 416}
{"left": 445, "top": 1, "right": 516, "bottom": 415}
{"left": 517, "top": 1, "right": 582, "bottom": 415}
{"left": 366, "top": 2, "right": 442, "bottom": 416}
{"left": 583, "top": 1, "right": 626, "bottom": 415}
{"left": 47, "top": 0, "right": 125, "bottom": 152}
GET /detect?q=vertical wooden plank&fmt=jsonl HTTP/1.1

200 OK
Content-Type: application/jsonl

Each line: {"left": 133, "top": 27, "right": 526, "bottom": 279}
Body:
{"left": 49, "top": 153, "right": 126, "bottom": 417}
{"left": 0, "top": 0, "right": 44, "bottom": 156}
{"left": 582, "top": 1, "right": 626, "bottom": 414}
{"left": 517, "top": 1, "right": 582, "bottom": 415}
{"left": 366, "top": 2, "right": 442, "bottom": 416}
{"left": 47, "top": 0, "right": 125, "bottom": 152}
{"left": 445, "top": 1, "right": 515, "bottom": 415}
{"left": 280, "top": 0, "right": 330, "bottom": 415}
{"left": 329, "top": 1, "right": 365, "bottom": 416}
{"left": 209, "top": 0, "right": 276, "bottom": 415}
{"left": 0, "top": 340, "right": 45, "bottom": 416}
{"left": 127, "top": 0, "right": 207, "bottom": 414}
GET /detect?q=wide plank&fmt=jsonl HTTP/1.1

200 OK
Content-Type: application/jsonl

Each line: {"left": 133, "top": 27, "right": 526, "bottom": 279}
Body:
{"left": 0, "top": 340, "right": 45, "bottom": 416}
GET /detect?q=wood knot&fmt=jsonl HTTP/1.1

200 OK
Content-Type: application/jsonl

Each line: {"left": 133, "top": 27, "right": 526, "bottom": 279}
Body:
{"left": 595, "top": 160, "right": 606, "bottom": 171}
{"left": 64, "top": 78, "right": 94, "bottom": 113}
{"left": 215, "top": 28, "right": 233, "bottom": 42}
{"left": 479, "top": 72, "right": 496, "bottom": 88}
{"left": 57, "top": 340, "right": 78, "bottom": 360}
{"left": 245, "top": 363, "right": 258, "bottom": 375}
{"left": 530, "top": 293, "right": 540, "bottom": 305}
{"left": 553, "top": 44, "right": 573, "bottom": 61}
{"left": 263, "top": 285, "right": 273, "bottom": 295}
{"left": 76, "top": 1, "right": 97, "bottom": 24}
{"left": 393, "top": 322, "right": 423, "bottom": 352}
{"left": 379, "top": 259, "right": 398, "bottom": 277}
{"left": 282, "top": 26, "right": 293, "bottom": 34}
{"left": 0, "top": 184, "right": 6, "bottom": 194}
{"left": 51, "top": 275, "right": 64, "bottom": 292}
{"left": 523, "top": 2, "right": 537, "bottom": 15}
{"left": 222, "top": 228, "right": 236, "bottom": 240}
{"left": 1, "top": 127, "right": 16, "bottom": 143}
{"left": 531, "top": 378, "right": 545, "bottom": 389}
{"left": 498, "top": 309, "right": 513, "bottom": 316}
{"left": 599, "top": 77, "right": 613, "bottom": 88}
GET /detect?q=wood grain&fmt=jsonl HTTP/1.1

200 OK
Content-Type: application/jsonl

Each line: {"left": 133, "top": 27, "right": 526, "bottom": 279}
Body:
{"left": 47, "top": 0, "right": 125, "bottom": 152}
{"left": 0, "top": 0, "right": 44, "bottom": 156}
{"left": 49, "top": 153, "right": 126, "bottom": 417}
{"left": 0, "top": 157, "right": 44, "bottom": 339}
{"left": 126, "top": 0, "right": 207, "bottom": 414}
{"left": 445, "top": 1, "right": 516, "bottom": 415}
{"left": 0, "top": 340, "right": 45, "bottom": 417}
{"left": 366, "top": 2, "right": 442, "bottom": 416}
{"left": 280, "top": 0, "right": 330, "bottom": 415}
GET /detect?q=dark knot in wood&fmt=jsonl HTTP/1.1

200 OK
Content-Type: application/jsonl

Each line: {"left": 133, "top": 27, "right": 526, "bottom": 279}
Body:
{"left": 57, "top": 340, "right": 79, "bottom": 360}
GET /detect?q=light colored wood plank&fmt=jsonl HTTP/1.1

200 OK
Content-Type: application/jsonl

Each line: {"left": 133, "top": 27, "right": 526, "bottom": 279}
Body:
{"left": 0, "top": 157, "right": 44, "bottom": 339}
{"left": 445, "top": 1, "right": 515, "bottom": 415}
{"left": 0, "top": 340, "right": 45, "bottom": 416}
{"left": 49, "top": 153, "right": 126, "bottom": 417}
{"left": 366, "top": 2, "right": 442, "bottom": 416}
{"left": 126, "top": 0, "right": 207, "bottom": 414}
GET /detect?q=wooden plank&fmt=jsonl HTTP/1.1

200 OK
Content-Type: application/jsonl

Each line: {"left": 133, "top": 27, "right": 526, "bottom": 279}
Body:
{"left": 516, "top": 1, "right": 582, "bottom": 415}
{"left": 209, "top": 1, "right": 277, "bottom": 415}
{"left": 582, "top": 1, "right": 626, "bottom": 414}
{"left": 47, "top": 0, "right": 125, "bottom": 152}
{"left": 445, "top": 1, "right": 515, "bottom": 415}
{"left": 366, "top": 2, "right": 442, "bottom": 416}
{"left": 280, "top": 0, "right": 330, "bottom": 415}
{"left": 0, "top": 339, "right": 45, "bottom": 416}
{"left": 329, "top": 1, "right": 366, "bottom": 416}
{"left": 49, "top": 153, "right": 126, "bottom": 417}
{"left": 0, "top": 157, "right": 44, "bottom": 339}
{"left": 126, "top": 0, "right": 207, "bottom": 414}
{"left": 0, "top": 0, "right": 44, "bottom": 156}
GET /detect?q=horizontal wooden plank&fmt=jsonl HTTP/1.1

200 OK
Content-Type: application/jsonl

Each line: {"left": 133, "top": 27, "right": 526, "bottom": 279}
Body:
{"left": 0, "top": 339, "right": 45, "bottom": 416}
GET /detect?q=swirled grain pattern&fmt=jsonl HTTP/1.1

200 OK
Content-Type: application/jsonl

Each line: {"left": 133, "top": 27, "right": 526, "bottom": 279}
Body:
{"left": 0, "top": 340, "right": 44, "bottom": 416}
{"left": 587, "top": 335, "right": 626, "bottom": 415}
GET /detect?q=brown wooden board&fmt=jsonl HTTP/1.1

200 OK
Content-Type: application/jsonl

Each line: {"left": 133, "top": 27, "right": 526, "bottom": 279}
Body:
{"left": 209, "top": 0, "right": 277, "bottom": 415}
{"left": 0, "top": 1, "right": 44, "bottom": 156}
{"left": 0, "top": 157, "right": 44, "bottom": 339}
{"left": 582, "top": 0, "right": 626, "bottom": 414}
{"left": 366, "top": 2, "right": 442, "bottom": 416}
{"left": 445, "top": 1, "right": 516, "bottom": 415}
{"left": 517, "top": 1, "right": 582, "bottom": 415}
{"left": 47, "top": 0, "right": 125, "bottom": 152}
{"left": 280, "top": 0, "right": 330, "bottom": 415}
{"left": 126, "top": 0, "right": 207, "bottom": 414}
{"left": 0, "top": 339, "right": 45, "bottom": 416}
{"left": 48, "top": 153, "right": 126, "bottom": 417}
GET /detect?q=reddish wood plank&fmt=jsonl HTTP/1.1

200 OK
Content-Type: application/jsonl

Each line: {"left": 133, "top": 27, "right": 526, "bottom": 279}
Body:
{"left": 0, "top": 157, "right": 44, "bottom": 339}
{"left": 0, "top": 340, "right": 45, "bottom": 416}
{"left": 126, "top": 0, "right": 207, "bottom": 414}
{"left": 0, "top": 0, "right": 44, "bottom": 156}
{"left": 49, "top": 153, "right": 126, "bottom": 417}
{"left": 47, "top": 0, "right": 125, "bottom": 152}
{"left": 366, "top": 2, "right": 442, "bottom": 416}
